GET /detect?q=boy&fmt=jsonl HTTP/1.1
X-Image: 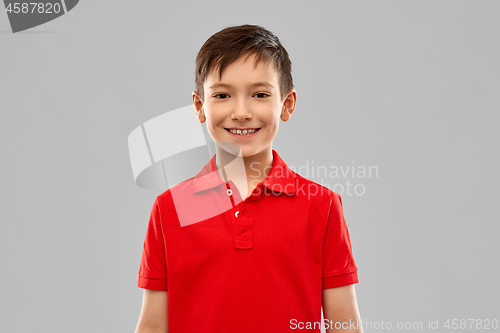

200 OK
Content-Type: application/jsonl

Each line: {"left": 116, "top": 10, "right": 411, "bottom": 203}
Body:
{"left": 135, "top": 24, "right": 363, "bottom": 333}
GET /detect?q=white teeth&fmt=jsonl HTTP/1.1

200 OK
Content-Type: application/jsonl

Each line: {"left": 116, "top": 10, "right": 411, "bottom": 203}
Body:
{"left": 229, "top": 128, "right": 258, "bottom": 135}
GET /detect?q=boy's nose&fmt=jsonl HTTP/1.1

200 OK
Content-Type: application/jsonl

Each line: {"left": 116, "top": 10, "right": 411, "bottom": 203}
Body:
{"left": 231, "top": 107, "right": 252, "bottom": 121}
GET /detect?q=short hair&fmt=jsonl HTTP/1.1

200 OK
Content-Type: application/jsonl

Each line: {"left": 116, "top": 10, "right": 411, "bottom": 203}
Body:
{"left": 194, "top": 24, "right": 294, "bottom": 103}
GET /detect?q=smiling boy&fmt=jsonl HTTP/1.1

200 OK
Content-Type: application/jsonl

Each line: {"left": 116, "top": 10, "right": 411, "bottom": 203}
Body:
{"left": 135, "top": 24, "right": 363, "bottom": 333}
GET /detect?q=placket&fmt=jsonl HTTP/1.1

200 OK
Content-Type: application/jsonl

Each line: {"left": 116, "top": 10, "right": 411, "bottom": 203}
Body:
{"left": 224, "top": 180, "right": 261, "bottom": 250}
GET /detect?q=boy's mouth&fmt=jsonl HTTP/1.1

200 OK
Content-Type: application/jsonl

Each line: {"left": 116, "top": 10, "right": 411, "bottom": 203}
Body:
{"left": 224, "top": 128, "right": 261, "bottom": 136}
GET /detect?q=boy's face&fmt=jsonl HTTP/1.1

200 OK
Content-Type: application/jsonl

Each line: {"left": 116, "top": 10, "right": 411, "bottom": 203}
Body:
{"left": 193, "top": 53, "right": 296, "bottom": 157}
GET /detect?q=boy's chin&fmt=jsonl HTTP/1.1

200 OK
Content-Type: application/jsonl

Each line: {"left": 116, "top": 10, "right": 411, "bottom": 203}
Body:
{"left": 212, "top": 140, "right": 271, "bottom": 158}
{"left": 238, "top": 145, "right": 272, "bottom": 158}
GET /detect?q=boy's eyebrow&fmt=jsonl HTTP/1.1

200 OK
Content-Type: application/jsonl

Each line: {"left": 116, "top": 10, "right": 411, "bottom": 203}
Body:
{"left": 208, "top": 82, "right": 275, "bottom": 89}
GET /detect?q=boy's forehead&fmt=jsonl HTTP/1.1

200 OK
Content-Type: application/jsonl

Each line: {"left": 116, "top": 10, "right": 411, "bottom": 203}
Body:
{"left": 205, "top": 54, "right": 279, "bottom": 87}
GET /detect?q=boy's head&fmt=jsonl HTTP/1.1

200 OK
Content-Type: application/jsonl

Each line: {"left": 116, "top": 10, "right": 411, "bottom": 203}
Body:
{"left": 192, "top": 24, "right": 297, "bottom": 157}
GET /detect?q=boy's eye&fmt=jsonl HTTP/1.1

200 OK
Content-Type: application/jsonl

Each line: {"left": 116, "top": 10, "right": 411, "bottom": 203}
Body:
{"left": 213, "top": 93, "right": 229, "bottom": 99}
{"left": 254, "top": 93, "right": 270, "bottom": 98}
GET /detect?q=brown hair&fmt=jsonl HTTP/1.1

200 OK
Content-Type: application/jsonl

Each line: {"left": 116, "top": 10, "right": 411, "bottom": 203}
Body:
{"left": 194, "top": 24, "right": 294, "bottom": 103}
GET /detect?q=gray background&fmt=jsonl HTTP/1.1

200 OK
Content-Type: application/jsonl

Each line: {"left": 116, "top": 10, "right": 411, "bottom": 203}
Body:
{"left": 1, "top": 1, "right": 499, "bottom": 332}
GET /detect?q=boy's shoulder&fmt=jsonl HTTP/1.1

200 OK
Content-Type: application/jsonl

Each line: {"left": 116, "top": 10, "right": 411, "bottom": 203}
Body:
{"left": 155, "top": 175, "right": 196, "bottom": 204}
{"left": 292, "top": 170, "right": 340, "bottom": 203}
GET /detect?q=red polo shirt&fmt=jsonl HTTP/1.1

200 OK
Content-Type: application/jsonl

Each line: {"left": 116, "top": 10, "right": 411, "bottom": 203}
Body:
{"left": 137, "top": 149, "right": 358, "bottom": 332}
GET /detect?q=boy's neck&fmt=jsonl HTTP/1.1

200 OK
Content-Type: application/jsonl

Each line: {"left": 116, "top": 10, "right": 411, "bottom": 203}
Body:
{"left": 214, "top": 146, "right": 274, "bottom": 192}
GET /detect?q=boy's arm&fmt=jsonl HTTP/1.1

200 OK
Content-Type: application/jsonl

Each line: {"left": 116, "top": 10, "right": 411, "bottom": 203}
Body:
{"left": 135, "top": 290, "right": 168, "bottom": 333}
{"left": 322, "top": 284, "right": 363, "bottom": 333}
{"left": 136, "top": 196, "right": 169, "bottom": 332}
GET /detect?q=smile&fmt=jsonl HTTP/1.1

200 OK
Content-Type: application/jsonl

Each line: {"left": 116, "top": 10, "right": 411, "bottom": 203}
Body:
{"left": 224, "top": 128, "right": 261, "bottom": 136}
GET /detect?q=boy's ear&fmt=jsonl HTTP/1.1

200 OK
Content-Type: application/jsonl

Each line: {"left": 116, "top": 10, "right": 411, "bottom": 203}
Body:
{"left": 192, "top": 90, "right": 206, "bottom": 123}
{"left": 280, "top": 88, "right": 297, "bottom": 122}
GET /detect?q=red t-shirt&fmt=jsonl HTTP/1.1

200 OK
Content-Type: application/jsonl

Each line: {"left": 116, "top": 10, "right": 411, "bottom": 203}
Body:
{"left": 138, "top": 149, "right": 358, "bottom": 332}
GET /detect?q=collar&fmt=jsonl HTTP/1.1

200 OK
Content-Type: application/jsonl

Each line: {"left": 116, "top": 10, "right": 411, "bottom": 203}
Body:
{"left": 192, "top": 149, "right": 296, "bottom": 194}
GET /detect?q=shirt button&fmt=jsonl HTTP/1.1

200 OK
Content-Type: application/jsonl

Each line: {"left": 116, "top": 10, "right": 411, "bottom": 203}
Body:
{"left": 226, "top": 189, "right": 232, "bottom": 196}
{"left": 235, "top": 210, "right": 239, "bottom": 217}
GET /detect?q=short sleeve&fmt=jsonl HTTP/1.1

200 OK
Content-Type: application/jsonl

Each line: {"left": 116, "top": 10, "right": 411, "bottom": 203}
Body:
{"left": 137, "top": 196, "right": 168, "bottom": 291}
{"left": 322, "top": 192, "right": 359, "bottom": 289}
